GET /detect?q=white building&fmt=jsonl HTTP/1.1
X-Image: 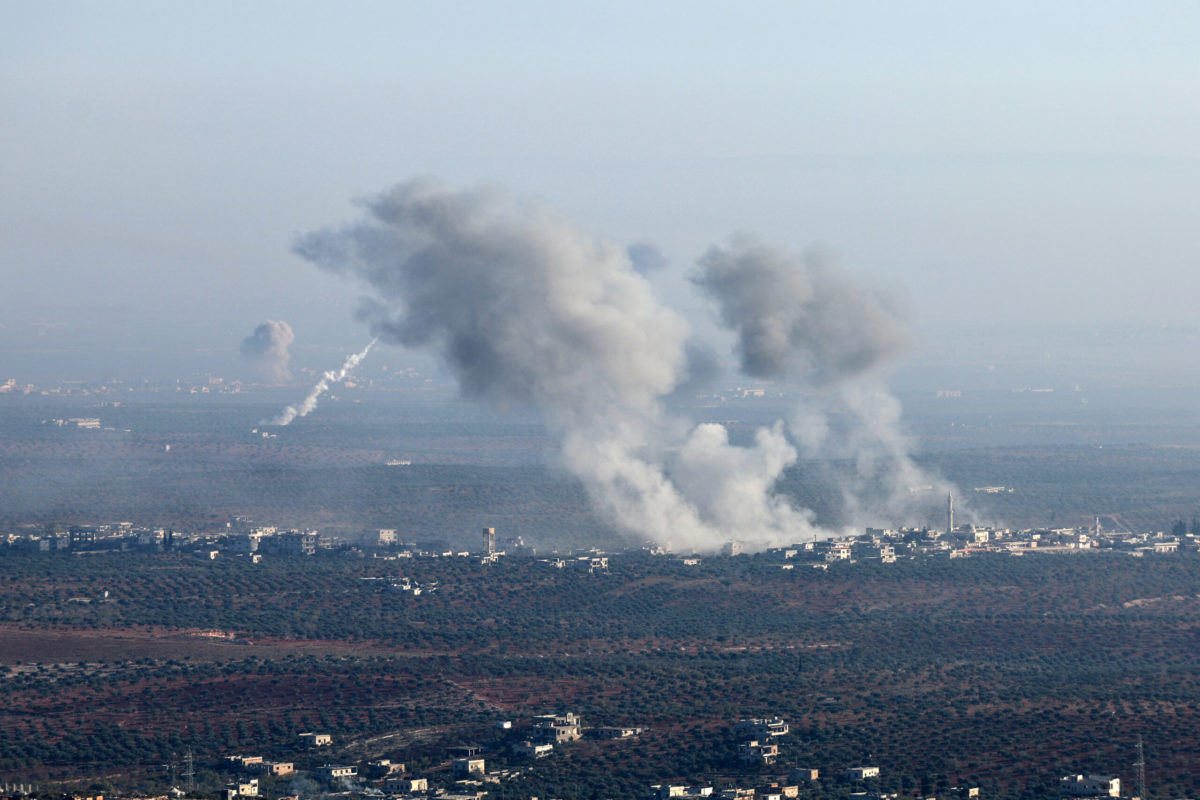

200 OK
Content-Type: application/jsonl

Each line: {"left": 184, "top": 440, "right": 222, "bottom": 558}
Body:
{"left": 1060, "top": 775, "right": 1120, "bottom": 798}
{"left": 453, "top": 757, "right": 485, "bottom": 776}
{"left": 386, "top": 777, "right": 428, "bottom": 793}
{"left": 735, "top": 717, "right": 789, "bottom": 738}
{"left": 512, "top": 740, "right": 554, "bottom": 758}
{"left": 299, "top": 732, "right": 332, "bottom": 747}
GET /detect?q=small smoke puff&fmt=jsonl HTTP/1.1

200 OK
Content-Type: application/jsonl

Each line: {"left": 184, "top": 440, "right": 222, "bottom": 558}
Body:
{"left": 693, "top": 237, "right": 910, "bottom": 384}
{"left": 240, "top": 320, "right": 295, "bottom": 383}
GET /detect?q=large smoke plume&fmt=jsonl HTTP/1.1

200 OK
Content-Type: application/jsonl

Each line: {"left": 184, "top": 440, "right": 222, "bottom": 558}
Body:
{"left": 294, "top": 178, "right": 955, "bottom": 551}
{"left": 240, "top": 320, "right": 295, "bottom": 383}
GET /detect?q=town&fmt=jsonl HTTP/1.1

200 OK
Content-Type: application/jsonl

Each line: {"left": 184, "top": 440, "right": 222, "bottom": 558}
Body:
{"left": 1, "top": 515, "right": 1192, "bottom": 800}
{"left": 0, "top": 711, "right": 1139, "bottom": 800}
{"left": 5, "top": 509, "right": 1195, "bottom": 563}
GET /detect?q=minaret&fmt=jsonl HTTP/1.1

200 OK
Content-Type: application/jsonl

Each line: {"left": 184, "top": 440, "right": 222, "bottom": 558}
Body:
{"left": 946, "top": 493, "right": 955, "bottom": 535}
{"left": 482, "top": 527, "right": 496, "bottom": 557}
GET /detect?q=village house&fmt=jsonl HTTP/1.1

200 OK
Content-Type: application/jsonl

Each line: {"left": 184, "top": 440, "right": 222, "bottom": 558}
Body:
{"left": 453, "top": 757, "right": 486, "bottom": 777}
{"left": 1060, "top": 775, "right": 1120, "bottom": 797}
{"left": 298, "top": 732, "right": 332, "bottom": 748}
{"left": 533, "top": 712, "right": 583, "bottom": 743}
{"left": 512, "top": 740, "right": 554, "bottom": 758}
{"left": 735, "top": 717, "right": 789, "bottom": 738}
{"left": 385, "top": 777, "right": 428, "bottom": 793}
{"left": 738, "top": 740, "right": 778, "bottom": 765}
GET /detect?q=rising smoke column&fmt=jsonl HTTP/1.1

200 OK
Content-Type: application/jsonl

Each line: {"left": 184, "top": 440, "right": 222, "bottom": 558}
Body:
{"left": 240, "top": 320, "right": 295, "bottom": 383}
{"left": 292, "top": 178, "right": 821, "bottom": 551}
{"left": 693, "top": 237, "right": 958, "bottom": 529}
{"left": 265, "top": 338, "right": 377, "bottom": 426}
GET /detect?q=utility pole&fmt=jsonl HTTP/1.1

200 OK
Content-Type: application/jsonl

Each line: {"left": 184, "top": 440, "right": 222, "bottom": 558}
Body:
{"left": 1134, "top": 735, "right": 1147, "bottom": 800}
{"left": 183, "top": 747, "right": 196, "bottom": 795}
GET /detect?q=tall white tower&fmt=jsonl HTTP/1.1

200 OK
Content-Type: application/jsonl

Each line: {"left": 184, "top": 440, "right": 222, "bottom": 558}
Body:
{"left": 946, "top": 493, "right": 955, "bottom": 536}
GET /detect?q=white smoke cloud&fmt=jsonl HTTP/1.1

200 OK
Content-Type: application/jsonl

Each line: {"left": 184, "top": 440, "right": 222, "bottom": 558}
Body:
{"left": 265, "top": 339, "right": 377, "bottom": 426}
{"left": 292, "top": 178, "right": 954, "bottom": 550}
{"left": 240, "top": 320, "right": 295, "bottom": 383}
{"left": 693, "top": 236, "right": 960, "bottom": 530}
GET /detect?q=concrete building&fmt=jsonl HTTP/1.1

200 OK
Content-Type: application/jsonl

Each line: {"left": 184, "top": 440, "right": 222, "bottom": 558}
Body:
{"left": 365, "top": 759, "right": 403, "bottom": 778}
{"left": 597, "top": 726, "right": 644, "bottom": 739}
{"left": 298, "top": 732, "right": 332, "bottom": 748}
{"left": 385, "top": 777, "right": 428, "bottom": 793}
{"left": 272, "top": 531, "right": 319, "bottom": 556}
{"left": 512, "top": 740, "right": 554, "bottom": 758}
{"left": 453, "top": 758, "right": 485, "bottom": 777}
{"left": 738, "top": 740, "right": 778, "bottom": 765}
{"left": 648, "top": 786, "right": 713, "bottom": 799}
{"left": 223, "top": 780, "right": 258, "bottom": 797}
{"left": 317, "top": 765, "right": 357, "bottom": 780}
{"left": 1060, "top": 775, "right": 1120, "bottom": 798}
{"left": 736, "top": 717, "right": 789, "bottom": 738}
{"left": 533, "top": 712, "right": 582, "bottom": 744}
{"left": 846, "top": 767, "right": 880, "bottom": 780}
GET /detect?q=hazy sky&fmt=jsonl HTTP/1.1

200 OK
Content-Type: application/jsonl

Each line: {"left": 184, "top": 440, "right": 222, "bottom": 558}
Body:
{"left": 3, "top": 1, "right": 1198, "bottom": 381}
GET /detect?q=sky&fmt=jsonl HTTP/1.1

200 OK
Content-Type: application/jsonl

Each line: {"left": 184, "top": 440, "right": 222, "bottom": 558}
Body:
{"left": 2, "top": 1, "right": 1198, "bottom": 383}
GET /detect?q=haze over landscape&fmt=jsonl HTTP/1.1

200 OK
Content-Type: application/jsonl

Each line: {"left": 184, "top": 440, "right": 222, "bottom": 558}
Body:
{"left": 4, "top": 4, "right": 1200, "bottom": 799}
{"left": 3, "top": 2, "right": 1198, "bottom": 384}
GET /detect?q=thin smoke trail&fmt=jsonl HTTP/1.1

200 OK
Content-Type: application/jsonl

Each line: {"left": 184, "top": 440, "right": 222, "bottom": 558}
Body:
{"left": 264, "top": 338, "right": 377, "bottom": 426}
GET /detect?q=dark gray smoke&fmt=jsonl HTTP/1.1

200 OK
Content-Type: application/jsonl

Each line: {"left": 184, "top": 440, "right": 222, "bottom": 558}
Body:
{"left": 240, "top": 320, "right": 295, "bottom": 383}
{"left": 693, "top": 237, "right": 909, "bottom": 383}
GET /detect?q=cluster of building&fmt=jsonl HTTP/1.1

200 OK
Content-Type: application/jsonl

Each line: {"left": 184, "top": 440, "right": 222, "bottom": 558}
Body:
{"left": 714, "top": 506, "right": 1199, "bottom": 566}
{"left": 1, "top": 523, "right": 328, "bottom": 559}
{"left": 0, "top": 726, "right": 1130, "bottom": 800}
{"left": 206, "top": 711, "right": 633, "bottom": 800}
{"left": 6, "top": 510, "right": 1199, "bottom": 566}
{"left": 645, "top": 771, "right": 1123, "bottom": 800}
{"left": 216, "top": 734, "right": 473, "bottom": 800}
{"left": 735, "top": 718, "right": 790, "bottom": 766}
